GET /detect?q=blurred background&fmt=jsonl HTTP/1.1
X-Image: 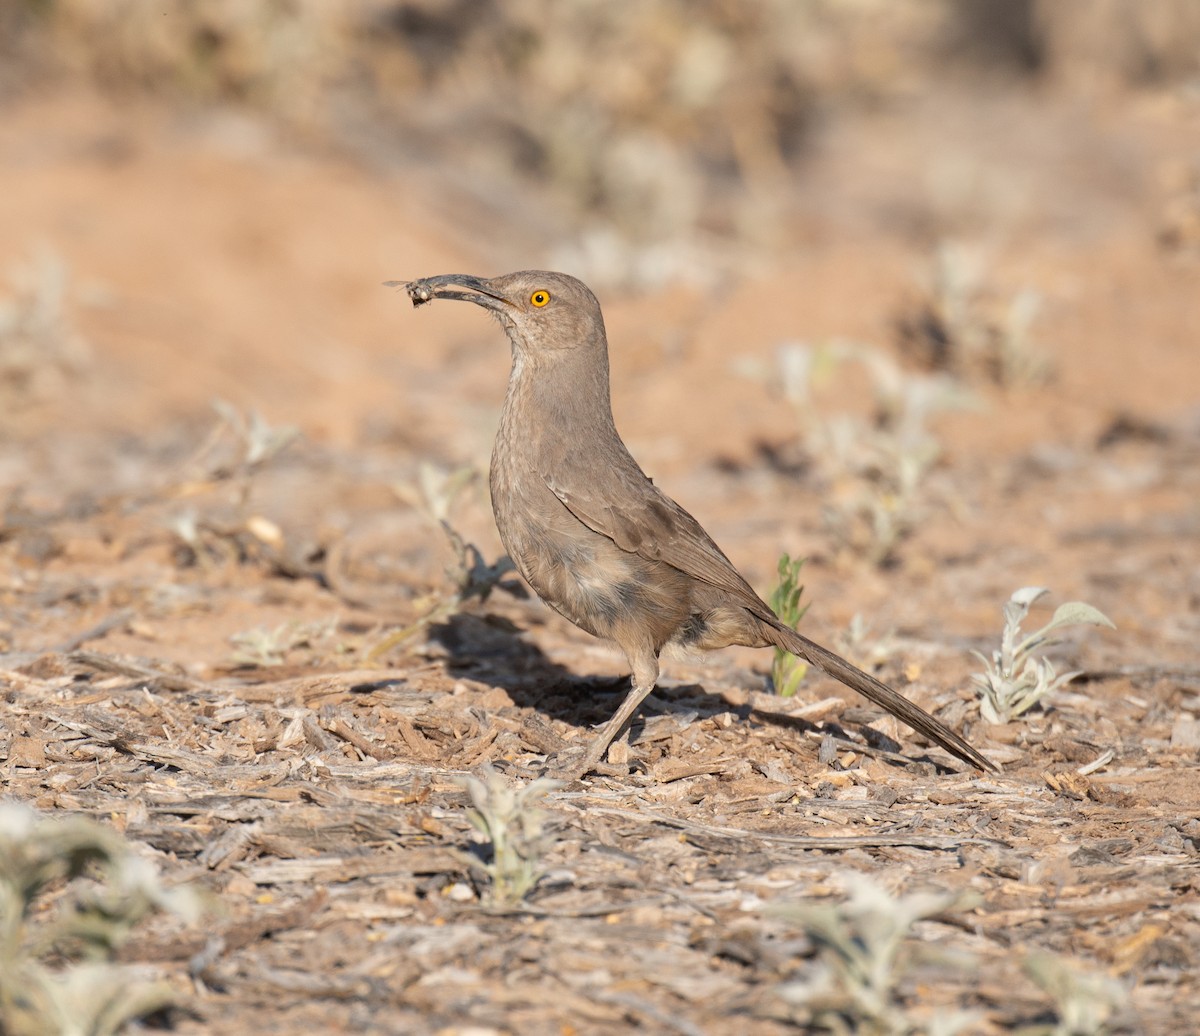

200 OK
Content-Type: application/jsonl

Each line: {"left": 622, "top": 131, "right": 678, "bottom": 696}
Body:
{"left": 1, "top": 0, "right": 1198, "bottom": 649}
{"left": 4, "top": 0, "right": 1199, "bottom": 275}
{"left": 0, "top": 12, "right": 1195, "bottom": 1032}
{"left": 2, "top": 10, "right": 1198, "bottom": 1031}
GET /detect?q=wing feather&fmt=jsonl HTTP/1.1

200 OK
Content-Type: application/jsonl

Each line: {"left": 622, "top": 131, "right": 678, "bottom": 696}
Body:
{"left": 542, "top": 469, "right": 771, "bottom": 614}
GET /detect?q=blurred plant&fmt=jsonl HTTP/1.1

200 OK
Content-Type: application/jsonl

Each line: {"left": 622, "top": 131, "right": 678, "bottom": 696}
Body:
{"left": 898, "top": 242, "right": 1051, "bottom": 388}
{"left": 769, "top": 552, "right": 810, "bottom": 696}
{"left": 835, "top": 613, "right": 899, "bottom": 671}
{"left": 229, "top": 615, "right": 340, "bottom": 667}
{"left": 12, "top": 3, "right": 1200, "bottom": 273}
{"left": 168, "top": 507, "right": 284, "bottom": 570}
{"left": 776, "top": 340, "right": 972, "bottom": 566}
{"left": 1158, "top": 161, "right": 1200, "bottom": 254}
{"left": 773, "top": 875, "right": 979, "bottom": 1036}
{"left": 971, "top": 587, "right": 1115, "bottom": 724}
{"left": 0, "top": 246, "right": 90, "bottom": 404}
{"left": 367, "top": 464, "right": 517, "bottom": 661}
{"left": 392, "top": 462, "right": 476, "bottom": 527}
{"left": 0, "top": 802, "right": 206, "bottom": 1036}
{"left": 33, "top": 0, "right": 349, "bottom": 126}
{"left": 993, "top": 287, "right": 1050, "bottom": 388}
{"left": 1023, "top": 953, "right": 1127, "bottom": 1036}
{"left": 172, "top": 399, "right": 298, "bottom": 513}
{"left": 455, "top": 767, "right": 561, "bottom": 908}
{"left": 166, "top": 400, "right": 299, "bottom": 566}
{"left": 1, "top": 1, "right": 963, "bottom": 274}
{"left": 202, "top": 398, "right": 299, "bottom": 484}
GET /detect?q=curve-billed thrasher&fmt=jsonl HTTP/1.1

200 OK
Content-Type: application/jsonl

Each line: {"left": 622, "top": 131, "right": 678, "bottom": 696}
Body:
{"left": 396, "top": 270, "right": 994, "bottom": 777}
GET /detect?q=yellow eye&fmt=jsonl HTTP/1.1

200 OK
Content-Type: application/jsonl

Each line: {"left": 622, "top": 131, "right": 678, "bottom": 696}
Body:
{"left": 530, "top": 289, "right": 550, "bottom": 307}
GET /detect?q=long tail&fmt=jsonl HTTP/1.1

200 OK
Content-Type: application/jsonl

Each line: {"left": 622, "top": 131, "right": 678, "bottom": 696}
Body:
{"left": 766, "top": 620, "right": 996, "bottom": 773}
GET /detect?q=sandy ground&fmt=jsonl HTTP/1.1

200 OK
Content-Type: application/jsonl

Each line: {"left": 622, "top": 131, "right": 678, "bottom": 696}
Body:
{"left": 1, "top": 82, "right": 1198, "bottom": 1033}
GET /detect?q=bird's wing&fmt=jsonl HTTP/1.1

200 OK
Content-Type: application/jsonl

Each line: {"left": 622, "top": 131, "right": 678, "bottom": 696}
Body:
{"left": 542, "top": 467, "right": 772, "bottom": 613}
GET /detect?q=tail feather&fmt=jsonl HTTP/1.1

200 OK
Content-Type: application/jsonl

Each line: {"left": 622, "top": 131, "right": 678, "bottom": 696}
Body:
{"left": 768, "top": 621, "right": 997, "bottom": 773}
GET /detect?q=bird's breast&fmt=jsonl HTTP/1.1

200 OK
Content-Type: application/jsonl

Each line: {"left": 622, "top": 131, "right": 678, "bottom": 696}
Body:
{"left": 490, "top": 426, "right": 691, "bottom": 647}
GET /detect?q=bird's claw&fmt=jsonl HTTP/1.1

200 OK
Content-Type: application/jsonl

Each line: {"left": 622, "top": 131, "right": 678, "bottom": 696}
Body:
{"left": 539, "top": 744, "right": 629, "bottom": 782}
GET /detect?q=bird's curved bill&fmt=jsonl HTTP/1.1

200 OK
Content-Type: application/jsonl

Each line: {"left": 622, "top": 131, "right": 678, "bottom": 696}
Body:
{"left": 386, "top": 274, "right": 509, "bottom": 310}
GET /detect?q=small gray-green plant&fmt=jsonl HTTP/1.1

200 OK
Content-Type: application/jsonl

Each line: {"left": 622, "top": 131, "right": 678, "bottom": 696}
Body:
{"left": 167, "top": 400, "right": 299, "bottom": 563}
{"left": 769, "top": 552, "right": 810, "bottom": 696}
{"left": 229, "top": 615, "right": 340, "bottom": 667}
{"left": 440, "top": 520, "right": 518, "bottom": 609}
{"left": 993, "top": 287, "right": 1050, "bottom": 388}
{"left": 174, "top": 398, "right": 298, "bottom": 497}
{"left": 1023, "top": 952, "right": 1127, "bottom": 1036}
{"left": 971, "top": 587, "right": 1115, "bottom": 724}
{"left": 208, "top": 398, "right": 299, "bottom": 473}
{"left": 368, "top": 465, "right": 515, "bottom": 661}
{"left": 367, "top": 519, "right": 515, "bottom": 661}
{"left": 774, "top": 340, "right": 971, "bottom": 566}
{"left": 0, "top": 247, "right": 91, "bottom": 402}
{"left": 835, "top": 613, "right": 898, "bottom": 672}
{"left": 904, "top": 242, "right": 1051, "bottom": 389}
{"left": 773, "top": 875, "right": 979, "bottom": 1036}
{"left": 0, "top": 803, "right": 206, "bottom": 1036}
{"left": 456, "top": 768, "right": 561, "bottom": 908}
{"left": 393, "top": 461, "right": 476, "bottom": 526}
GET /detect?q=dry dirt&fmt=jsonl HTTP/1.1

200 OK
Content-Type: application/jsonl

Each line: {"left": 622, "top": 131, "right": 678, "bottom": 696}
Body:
{"left": 1, "top": 84, "right": 1198, "bottom": 1034}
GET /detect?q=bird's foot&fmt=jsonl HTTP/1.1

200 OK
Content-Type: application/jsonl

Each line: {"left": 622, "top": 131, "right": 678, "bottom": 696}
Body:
{"left": 539, "top": 740, "right": 631, "bottom": 782}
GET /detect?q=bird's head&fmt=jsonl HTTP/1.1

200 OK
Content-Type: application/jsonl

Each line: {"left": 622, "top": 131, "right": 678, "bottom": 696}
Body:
{"left": 394, "top": 270, "right": 607, "bottom": 361}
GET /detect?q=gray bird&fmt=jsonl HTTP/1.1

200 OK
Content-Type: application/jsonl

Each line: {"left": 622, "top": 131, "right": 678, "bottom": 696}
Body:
{"left": 395, "top": 270, "right": 994, "bottom": 777}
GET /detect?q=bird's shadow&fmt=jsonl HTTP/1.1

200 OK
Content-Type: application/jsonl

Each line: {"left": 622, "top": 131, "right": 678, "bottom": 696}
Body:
{"left": 425, "top": 612, "right": 749, "bottom": 734}
{"left": 422, "top": 612, "right": 959, "bottom": 770}
{"left": 422, "top": 612, "right": 845, "bottom": 747}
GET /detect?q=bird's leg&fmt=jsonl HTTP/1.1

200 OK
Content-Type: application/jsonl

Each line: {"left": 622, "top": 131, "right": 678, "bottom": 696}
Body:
{"left": 547, "top": 651, "right": 659, "bottom": 780}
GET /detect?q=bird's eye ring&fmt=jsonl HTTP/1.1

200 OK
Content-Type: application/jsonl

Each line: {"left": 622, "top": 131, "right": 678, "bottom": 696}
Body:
{"left": 530, "top": 290, "right": 550, "bottom": 307}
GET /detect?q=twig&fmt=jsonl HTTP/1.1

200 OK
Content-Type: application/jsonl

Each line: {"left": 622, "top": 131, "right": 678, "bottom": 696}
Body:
{"left": 584, "top": 805, "right": 1008, "bottom": 852}
{"left": 55, "top": 609, "right": 135, "bottom": 652}
{"left": 67, "top": 650, "right": 206, "bottom": 692}
{"left": 1075, "top": 664, "right": 1200, "bottom": 685}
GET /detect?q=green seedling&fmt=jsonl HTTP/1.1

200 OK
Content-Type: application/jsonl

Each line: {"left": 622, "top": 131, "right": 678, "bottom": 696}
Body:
{"left": 773, "top": 875, "right": 979, "bottom": 1036}
{"left": 769, "top": 552, "right": 810, "bottom": 696}
{"left": 456, "top": 767, "right": 561, "bottom": 908}
{"left": 0, "top": 803, "right": 206, "bottom": 1036}
{"left": 971, "top": 587, "right": 1115, "bottom": 724}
